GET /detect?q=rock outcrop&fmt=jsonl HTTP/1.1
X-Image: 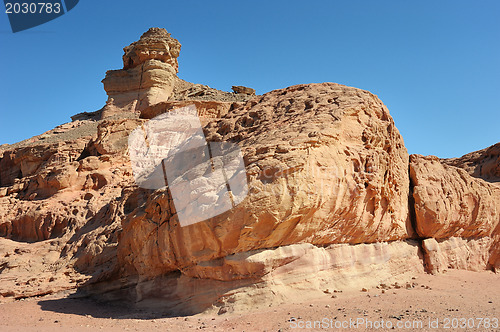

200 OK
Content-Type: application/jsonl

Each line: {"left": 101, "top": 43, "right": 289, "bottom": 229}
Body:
{"left": 101, "top": 28, "right": 180, "bottom": 113}
{"left": 122, "top": 27, "right": 181, "bottom": 72}
{"left": 410, "top": 154, "right": 500, "bottom": 239}
{"left": 443, "top": 142, "right": 500, "bottom": 183}
{"left": 232, "top": 85, "right": 256, "bottom": 95}
{"left": 410, "top": 154, "right": 500, "bottom": 273}
{"left": 105, "top": 241, "right": 423, "bottom": 315}
{"left": 422, "top": 237, "right": 494, "bottom": 274}
{"left": 0, "top": 27, "right": 498, "bottom": 312}
{"left": 117, "top": 83, "right": 413, "bottom": 283}
{"left": 100, "top": 28, "right": 253, "bottom": 117}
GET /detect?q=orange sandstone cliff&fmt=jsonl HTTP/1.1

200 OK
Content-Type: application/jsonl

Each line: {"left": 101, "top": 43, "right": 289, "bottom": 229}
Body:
{"left": 0, "top": 28, "right": 498, "bottom": 314}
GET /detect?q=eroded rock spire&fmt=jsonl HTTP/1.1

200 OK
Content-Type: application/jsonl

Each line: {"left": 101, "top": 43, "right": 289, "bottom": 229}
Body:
{"left": 101, "top": 28, "right": 181, "bottom": 115}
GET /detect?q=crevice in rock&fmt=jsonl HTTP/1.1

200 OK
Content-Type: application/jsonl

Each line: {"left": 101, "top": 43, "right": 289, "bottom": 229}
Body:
{"left": 408, "top": 165, "right": 419, "bottom": 238}
{"left": 408, "top": 162, "right": 432, "bottom": 273}
{"left": 76, "top": 141, "right": 101, "bottom": 161}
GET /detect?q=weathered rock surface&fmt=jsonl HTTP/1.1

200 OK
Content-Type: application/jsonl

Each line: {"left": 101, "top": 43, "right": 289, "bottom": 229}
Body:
{"left": 101, "top": 28, "right": 181, "bottom": 113}
{"left": 443, "top": 142, "right": 500, "bottom": 183}
{"left": 0, "top": 27, "right": 498, "bottom": 312}
{"left": 102, "top": 241, "right": 423, "bottom": 315}
{"left": 139, "top": 100, "right": 238, "bottom": 125}
{"left": 232, "top": 85, "right": 256, "bottom": 95}
{"left": 422, "top": 237, "right": 494, "bottom": 274}
{"left": 102, "top": 59, "right": 177, "bottom": 113}
{"left": 118, "top": 83, "right": 413, "bottom": 281}
{"left": 101, "top": 28, "right": 253, "bottom": 116}
{"left": 122, "top": 27, "right": 181, "bottom": 72}
{"left": 0, "top": 134, "right": 131, "bottom": 297}
{"left": 410, "top": 153, "right": 500, "bottom": 272}
{"left": 410, "top": 154, "right": 500, "bottom": 239}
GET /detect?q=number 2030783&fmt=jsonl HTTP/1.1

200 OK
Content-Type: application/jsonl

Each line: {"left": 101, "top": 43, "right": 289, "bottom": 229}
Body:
{"left": 5, "top": 2, "right": 61, "bottom": 14}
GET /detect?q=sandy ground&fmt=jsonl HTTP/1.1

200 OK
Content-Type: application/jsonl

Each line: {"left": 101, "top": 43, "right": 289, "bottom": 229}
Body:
{"left": 0, "top": 270, "right": 498, "bottom": 332}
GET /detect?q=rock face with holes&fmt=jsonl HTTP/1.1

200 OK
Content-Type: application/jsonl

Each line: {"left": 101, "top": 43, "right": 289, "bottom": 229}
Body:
{"left": 117, "top": 83, "right": 414, "bottom": 282}
{"left": 443, "top": 143, "right": 500, "bottom": 183}
{"left": 410, "top": 154, "right": 500, "bottom": 273}
{"left": 0, "top": 27, "right": 499, "bottom": 314}
{"left": 98, "top": 28, "right": 252, "bottom": 118}
{"left": 101, "top": 28, "right": 181, "bottom": 114}
{"left": 122, "top": 27, "right": 181, "bottom": 72}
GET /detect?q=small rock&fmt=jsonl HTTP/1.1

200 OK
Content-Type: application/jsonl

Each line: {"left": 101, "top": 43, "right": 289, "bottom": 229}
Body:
{"left": 232, "top": 86, "right": 256, "bottom": 95}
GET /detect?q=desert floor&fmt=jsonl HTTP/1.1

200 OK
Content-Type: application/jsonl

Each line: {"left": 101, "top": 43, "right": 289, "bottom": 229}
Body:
{"left": 0, "top": 270, "right": 498, "bottom": 332}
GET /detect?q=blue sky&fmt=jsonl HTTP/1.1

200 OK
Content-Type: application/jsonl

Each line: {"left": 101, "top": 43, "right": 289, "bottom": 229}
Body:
{"left": 0, "top": 0, "right": 498, "bottom": 158}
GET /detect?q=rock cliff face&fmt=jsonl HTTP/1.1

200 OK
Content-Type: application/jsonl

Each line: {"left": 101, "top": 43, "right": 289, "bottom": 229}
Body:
{"left": 443, "top": 143, "right": 500, "bottom": 183}
{"left": 411, "top": 152, "right": 500, "bottom": 273}
{"left": 410, "top": 155, "right": 500, "bottom": 240}
{"left": 117, "top": 82, "right": 413, "bottom": 284}
{"left": 0, "top": 28, "right": 498, "bottom": 312}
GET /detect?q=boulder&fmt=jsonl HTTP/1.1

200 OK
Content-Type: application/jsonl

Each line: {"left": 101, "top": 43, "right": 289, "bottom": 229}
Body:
{"left": 232, "top": 85, "right": 256, "bottom": 95}
{"left": 410, "top": 153, "right": 500, "bottom": 272}
{"left": 410, "top": 154, "right": 500, "bottom": 239}
{"left": 118, "top": 82, "right": 414, "bottom": 279}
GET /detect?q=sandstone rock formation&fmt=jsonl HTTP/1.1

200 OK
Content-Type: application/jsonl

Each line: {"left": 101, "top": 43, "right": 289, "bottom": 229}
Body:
{"left": 99, "top": 28, "right": 253, "bottom": 117}
{"left": 122, "top": 27, "right": 181, "bottom": 72}
{"left": 102, "top": 35, "right": 179, "bottom": 113}
{"left": 410, "top": 154, "right": 500, "bottom": 273}
{"left": 422, "top": 237, "right": 494, "bottom": 274}
{"left": 106, "top": 241, "right": 423, "bottom": 315}
{"left": 443, "top": 142, "right": 500, "bottom": 183}
{"left": 0, "top": 27, "right": 498, "bottom": 313}
{"left": 232, "top": 85, "right": 256, "bottom": 95}
{"left": 117, "top": 83, "right": 413, "bottom": 284}
{"left": 410, "top": 154, "right": 500, "bottom": 239}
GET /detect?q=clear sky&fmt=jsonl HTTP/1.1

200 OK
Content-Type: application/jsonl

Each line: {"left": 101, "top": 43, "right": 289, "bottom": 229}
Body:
{"left": 0, "top": 0, "right": 498, "bottom": 158}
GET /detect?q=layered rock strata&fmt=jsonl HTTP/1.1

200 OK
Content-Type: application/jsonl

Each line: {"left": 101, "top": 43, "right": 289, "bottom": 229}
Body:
{"left": 117, "top": 83, "right": 413, "bottom": 281}
{"left": 0, "top": 27, "right": 498, "bottom": 313}
{"left": 99, "top": 28, "right": 253, "bottom": 118}
{"left": 410, "top": 154, "right": 500, "bottom": 273}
